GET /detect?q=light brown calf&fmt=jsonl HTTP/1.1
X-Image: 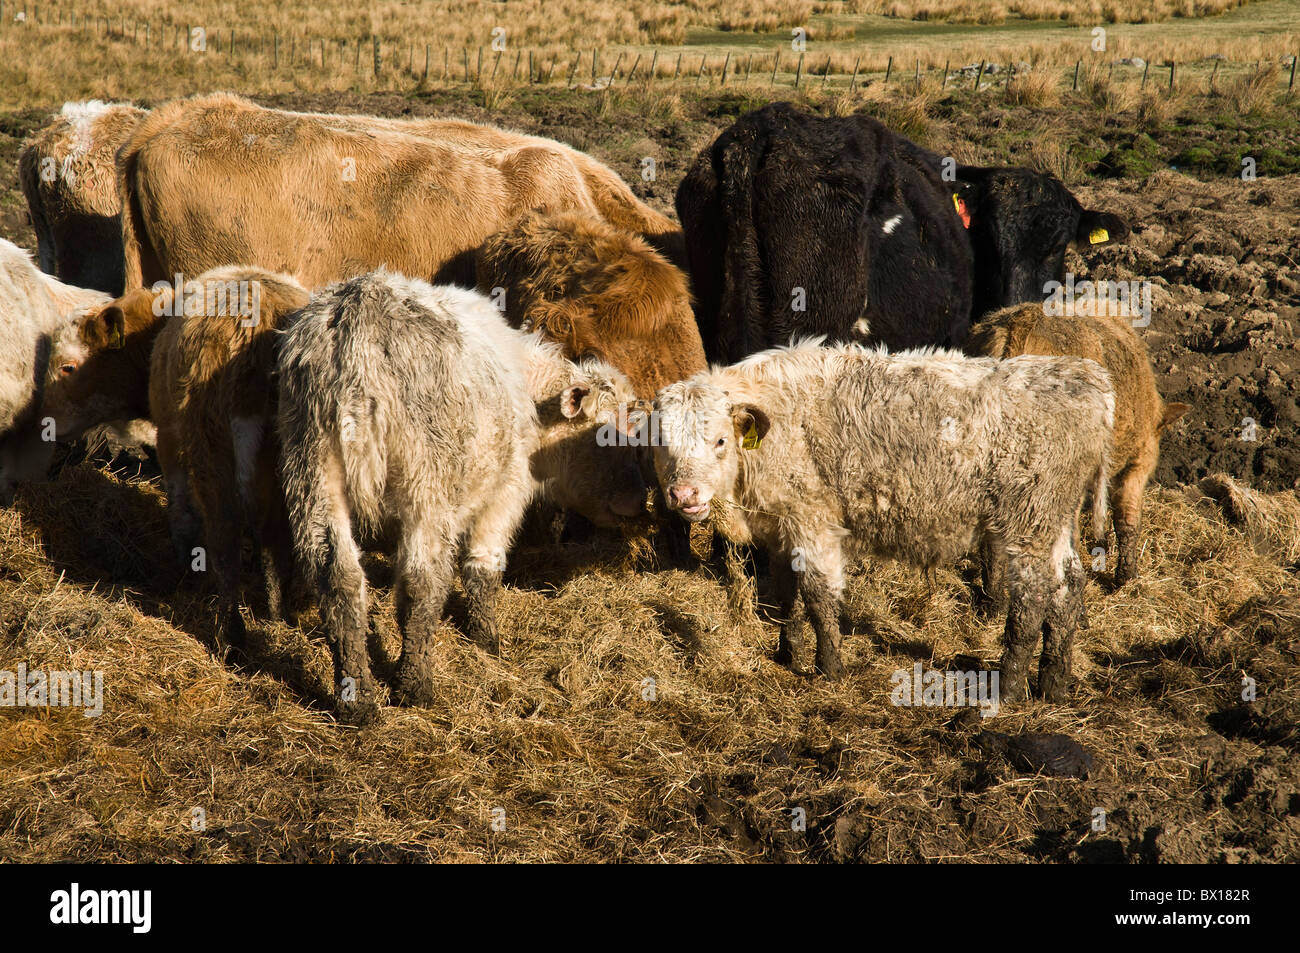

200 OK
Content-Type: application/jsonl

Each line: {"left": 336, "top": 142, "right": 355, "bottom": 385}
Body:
{"left": 967, "top": 302, "right": 1189, "bottom": 586}
{"left": 148, "top": 268, "right": 311, "bottom": 651}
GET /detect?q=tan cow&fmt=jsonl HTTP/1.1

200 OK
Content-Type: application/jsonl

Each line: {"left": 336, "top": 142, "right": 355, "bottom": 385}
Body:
{"left": 19, "top": 101, "right": 147, "bottom": 295}
{"left": 475, "top": 209, "right": 705, "bottom": 399}
{"left": 117, "top": 93, "right": 682, "bottom": 291}
{"left": 967, "top": 302, "right": 1189, "bottom": 587}
{"left": 148, "top": 267, "right": 312, "bottom": 651}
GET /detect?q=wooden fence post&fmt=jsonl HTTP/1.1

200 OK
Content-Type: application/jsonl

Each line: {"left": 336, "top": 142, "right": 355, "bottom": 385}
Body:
{"left": 795, "top": 51, "right": 804, "bottom": 87}
{"left": 974, "top": 60, "right": 985, "bottom": 91}
{"left": 942, "top": 58, "right": 949, "bottom": 90}
{"left": 850, "top": 55, "right": 861, "bottom": 90}
{"left": 884, "top": 55, "right": 892, "bottom": 83}
{"left": 1072, "top": 59, "right": 1080, "bottom": 91}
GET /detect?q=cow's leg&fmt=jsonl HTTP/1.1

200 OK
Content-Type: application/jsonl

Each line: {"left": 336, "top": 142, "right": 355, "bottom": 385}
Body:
{"left": 999, "top": 547, "right": 1050, "bottom": 704}
{"left": 461, "top": 487, "right": 529, "bottom": 654}
{"left": 979, "top": 529, "right": 1009, "bottom": 617}
{"left": 1037, "top": 525, "right": 1084, "bottom": 703}
{"left": 771, "top": 551, "right": 806, "bottom": 669}
{"left": 793, "top": 537, "right": 846, "bottom": 679}
{"left": 299, "top": 453, "right": 377, "bottom": 725}
{"left": 259, "top": 486, "right": 296, "bottom": 625}
{"left": 1111, "top": 465, "right": 1147, "bottom": 588}
{"left": 392, "top": 521, "right": 455, "bottom": 709}
{"left": 188, "top": 454, "right": 248, "bottom": 657}
{"left": 157, "top": 426, "right": 201, "bottom": 568}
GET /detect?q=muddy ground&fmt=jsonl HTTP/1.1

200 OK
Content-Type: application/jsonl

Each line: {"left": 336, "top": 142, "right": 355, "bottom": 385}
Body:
{"left": 0, "top": 86, "right": 1296, "bottom": 863}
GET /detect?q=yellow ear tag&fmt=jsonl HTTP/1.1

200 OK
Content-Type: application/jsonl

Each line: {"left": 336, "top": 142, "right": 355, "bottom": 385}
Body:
{"left": 1088, "top": 227, "right": 1109, "bottom": 245}
{"left": 742, "top": 422, "right": 762, "bottom": 450}
{"left": 952, "top": 193, "right": 961, "bottom": 213}
{"left": 111, "top": 326, "right": 126, "bottom": 349}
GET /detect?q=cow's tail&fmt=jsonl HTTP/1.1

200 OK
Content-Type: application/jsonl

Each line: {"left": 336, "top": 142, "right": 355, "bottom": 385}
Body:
{"left": 1091, "top": 386, "right": 1114, "bottom": 545}
{"left": 17, "top": 147, "right": 56, "bottom": 276}
{"left": 717, "top": 131, "right": 766, "bottom": 363}
{"left": 116, "top": 134, "right": 153, "bottom": 292}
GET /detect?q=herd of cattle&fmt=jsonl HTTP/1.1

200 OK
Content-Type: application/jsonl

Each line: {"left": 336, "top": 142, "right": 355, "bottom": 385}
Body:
{"left": 0, "top": 93, "right": 1190, "bottom": 724}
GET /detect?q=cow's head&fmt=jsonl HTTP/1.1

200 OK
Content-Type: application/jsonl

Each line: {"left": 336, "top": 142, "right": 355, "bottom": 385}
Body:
{"left": 530, "top": 295, "right": 707, "bottom": 400}
{"left": 955, "top": 167, "right": 1129, "bottom": 319}
{"left": 532, "top": 352, "right": 650, "bottom": 528}
{"left": 43, "top": 285, "right": 169, "bottom": 442}
{"left": 636, "top": 378, "right": 771, "bottom": 523}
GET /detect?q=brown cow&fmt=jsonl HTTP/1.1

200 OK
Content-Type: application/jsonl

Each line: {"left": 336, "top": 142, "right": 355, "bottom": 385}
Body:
{"left": 117, "top": 93, "right": 682, "bottom": 292}
{"left": 967, "top": 302, "right": 1189, "bottom": 587}
{"left": 19, "top": 101, "right": 147, "bottom": 296}
{"left": 148, "top": 267, "right": 311, "bottom": 651}
{"left": 474, "top": 209, "right": 705, "bottom": 399}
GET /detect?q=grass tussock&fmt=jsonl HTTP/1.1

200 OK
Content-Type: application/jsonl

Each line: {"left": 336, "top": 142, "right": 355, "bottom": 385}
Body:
{"left": 1192, "top": 474, "right": 1300, "bottom": 566}
{"left": 1004, "top": 65, "right": 1060, "bottom": 107}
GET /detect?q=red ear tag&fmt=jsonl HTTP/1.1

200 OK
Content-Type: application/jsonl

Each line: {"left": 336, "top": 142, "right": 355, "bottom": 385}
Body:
{"left": 953, "top": 195, "right": 971, "bottom": 229}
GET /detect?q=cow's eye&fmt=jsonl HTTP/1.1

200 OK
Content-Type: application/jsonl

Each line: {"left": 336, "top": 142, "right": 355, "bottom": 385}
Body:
{"left": 58, "top": 363, "right": 77, "bottom": 376}
{"left": 716, "top": 437, "right": 726, "bottom": 448}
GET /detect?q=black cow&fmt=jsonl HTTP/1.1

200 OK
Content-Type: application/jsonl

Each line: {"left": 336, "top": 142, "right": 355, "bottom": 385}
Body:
{"left": 676, "top": 102, "right": 1129, "bottom": 363}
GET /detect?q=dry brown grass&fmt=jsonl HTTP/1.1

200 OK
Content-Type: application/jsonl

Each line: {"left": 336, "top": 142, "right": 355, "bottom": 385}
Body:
{"left": 856, "top": 0, "right": 1259, "bottom": 24}
{"left": 0, "top": 1, "right": 1294, "bottom": 108}
{"left": 0, "top": 452, "right": 1296, "bottom": 862}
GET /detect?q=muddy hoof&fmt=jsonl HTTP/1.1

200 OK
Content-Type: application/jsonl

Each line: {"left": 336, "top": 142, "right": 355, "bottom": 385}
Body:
{"left": 976, "top": 590, "right": 1009, "bottom": 620}
{"left": 393, "top": 662, "right": 437, "bottom": 708}
{"left": 1035, "top": 665, "right": 1071, "bottom": 703}
{"left": 998, "top": 677, "right": 1029, "bottom": 705}
{"left": 815, "top": 649, "right": 844, "bottom": 680}
{"left": 773, "top": 640, "right": 797, "bottom": 667}
{"left": 335, "top": 697, "right": 381, "bottom": 727}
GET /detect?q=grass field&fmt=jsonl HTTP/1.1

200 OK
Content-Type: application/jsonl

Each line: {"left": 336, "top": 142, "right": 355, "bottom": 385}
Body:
{"left": 0, "top": 1, "right": 1298, "bottom": 864}
{"left": 0, "top": 0, "right": 1297, "bottom": 107}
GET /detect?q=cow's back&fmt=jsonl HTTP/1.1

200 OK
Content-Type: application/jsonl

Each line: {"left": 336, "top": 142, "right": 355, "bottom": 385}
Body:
{"left": 679, "top": 104, "right": 973, "bottom": 362}
{"left": 121, "top": 99, "right": 520, "bottom": 290}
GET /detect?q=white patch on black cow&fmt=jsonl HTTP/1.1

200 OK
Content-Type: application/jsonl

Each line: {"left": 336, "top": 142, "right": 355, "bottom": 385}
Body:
{"left": 881, "top": 214, "right": 903, "bottom": 235}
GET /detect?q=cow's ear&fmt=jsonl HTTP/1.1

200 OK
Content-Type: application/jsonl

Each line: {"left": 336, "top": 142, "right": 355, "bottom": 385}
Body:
{"left": 85, "top": 305, "right": 127, "bottom": 350}
{"left": 1159, "top": 401, "right": 1190, "bottom": 433}
{"left": 532, "top": 301, "right": 582, "bottom": 354}
{"left": 950, "top": 178, "right": 979, "bottom": 227}
{"left": 560, "top": 383, "right": 593, "bottom": 420}
{"left": 1076, "top": 210, "right": 1130, "bottom": 247}
{"left": 731, "top": 404, "right": 771, "bottom": 449}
